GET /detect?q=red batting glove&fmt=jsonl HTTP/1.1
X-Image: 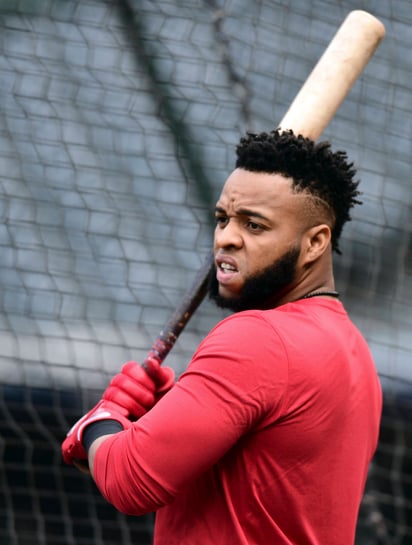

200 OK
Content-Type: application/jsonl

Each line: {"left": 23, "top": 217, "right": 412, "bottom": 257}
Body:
{"left": 62, "top": 359, "right": 174, "bottom": 467}
{"left": 103, "top": 358, "right": 175, "bottom": 420}
{"left": 61, "top": 399, "right": 132, "bottom": 467}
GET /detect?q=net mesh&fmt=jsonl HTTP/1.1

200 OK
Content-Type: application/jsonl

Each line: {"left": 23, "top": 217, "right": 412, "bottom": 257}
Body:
{"left": 0, "top": 1, "right": 410, "bottom": 544}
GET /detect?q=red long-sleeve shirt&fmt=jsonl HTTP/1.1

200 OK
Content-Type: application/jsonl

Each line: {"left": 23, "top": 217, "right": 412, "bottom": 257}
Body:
{"left": 93, "top": 299, "right": 382, "bottom": 545}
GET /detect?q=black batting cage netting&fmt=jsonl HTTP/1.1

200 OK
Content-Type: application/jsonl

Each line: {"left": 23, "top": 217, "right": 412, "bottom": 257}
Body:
{"left": 0, "top": 1, "right": 411, "bottom": 544}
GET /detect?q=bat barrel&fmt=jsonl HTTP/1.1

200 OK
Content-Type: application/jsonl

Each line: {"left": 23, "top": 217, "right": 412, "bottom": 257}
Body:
{"left": 278, "top": 10, "right": 386, "bottom": 140}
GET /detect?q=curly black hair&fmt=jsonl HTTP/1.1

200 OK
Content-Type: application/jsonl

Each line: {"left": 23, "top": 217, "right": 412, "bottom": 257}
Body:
{"left": 235, "top": 129, "right": 361, "bottom": 254}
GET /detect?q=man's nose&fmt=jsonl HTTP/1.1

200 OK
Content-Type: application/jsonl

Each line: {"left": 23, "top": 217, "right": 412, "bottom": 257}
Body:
{"left": 214, "top": 220, "right": 243, "bottom": 249}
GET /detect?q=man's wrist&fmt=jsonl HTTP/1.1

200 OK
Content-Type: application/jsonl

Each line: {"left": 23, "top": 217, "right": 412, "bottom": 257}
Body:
{"left": 83, "top": 420, "right": 123, "bottom": 453}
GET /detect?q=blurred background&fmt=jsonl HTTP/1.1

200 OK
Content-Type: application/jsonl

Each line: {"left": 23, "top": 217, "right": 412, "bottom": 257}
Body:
{"left": 0, "top": 0, "right": 410, "bottom": 544}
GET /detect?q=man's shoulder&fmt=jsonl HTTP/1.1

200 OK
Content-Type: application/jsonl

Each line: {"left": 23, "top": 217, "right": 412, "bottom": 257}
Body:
{"left": 206, "top": 300, "right": 350, "bottom": 345}
{"left": 213, "top": 308, "right": 276, "bottom": 330}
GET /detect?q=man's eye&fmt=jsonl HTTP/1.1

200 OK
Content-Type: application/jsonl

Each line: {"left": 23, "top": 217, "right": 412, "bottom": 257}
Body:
{"left": 247, "top": 220, "right": 263, "bottom": 232}
{"left": 215, "top": 216, "right": 228, "bottom": 226}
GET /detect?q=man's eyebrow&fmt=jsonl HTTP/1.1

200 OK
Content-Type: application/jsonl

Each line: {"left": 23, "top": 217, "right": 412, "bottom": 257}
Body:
{"left": 237, "top": 208, "right": 270, "bottom": 221}
{"left": 214, "top": 205, "right": 270, "bottom": 222}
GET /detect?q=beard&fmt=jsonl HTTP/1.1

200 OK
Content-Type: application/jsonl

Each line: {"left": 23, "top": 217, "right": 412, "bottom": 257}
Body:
{"left": 208, "top": 246, "right": 300, "bottom": 312}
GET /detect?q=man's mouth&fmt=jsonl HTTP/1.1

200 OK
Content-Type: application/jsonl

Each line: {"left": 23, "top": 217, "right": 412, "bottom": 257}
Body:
{"left": 215, "top": 256, "right": 240, "bottom": 288}
{"left": 219, "top": 262, "right": 238, "bottom": 274}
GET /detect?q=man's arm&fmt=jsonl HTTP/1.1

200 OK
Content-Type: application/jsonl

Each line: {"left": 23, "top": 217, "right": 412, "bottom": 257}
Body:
{"left": 87, "top": 435, "right": 112, "bottom": 477}
{"left": 89, "top": 314, "right": 288, "bottom": 516}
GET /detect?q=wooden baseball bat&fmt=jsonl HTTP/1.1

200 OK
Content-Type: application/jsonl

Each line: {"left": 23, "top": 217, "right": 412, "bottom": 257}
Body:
{"left": 142, "top": 10, "right": 385, "bottom": 378}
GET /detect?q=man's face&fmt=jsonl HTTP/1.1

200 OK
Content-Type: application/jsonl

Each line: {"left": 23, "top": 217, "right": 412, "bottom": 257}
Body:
{"left": 209, "top": 168, "right": 307, "bottom": 311}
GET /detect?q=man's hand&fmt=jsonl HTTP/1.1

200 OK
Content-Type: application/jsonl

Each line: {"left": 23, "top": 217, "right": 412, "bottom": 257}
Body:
{"left": 62, "top": 358, "right": 175, "bottom": 468}
{"left": 61, "top": 399, "right": 132, "bottom": 467}
{"left": 103, "top": 359, "right": 175, "bottom": 419}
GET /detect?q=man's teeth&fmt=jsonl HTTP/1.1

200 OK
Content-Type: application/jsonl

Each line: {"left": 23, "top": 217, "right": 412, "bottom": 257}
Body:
{"left": 221, "top": 263, "right": 236, "bottom": 272}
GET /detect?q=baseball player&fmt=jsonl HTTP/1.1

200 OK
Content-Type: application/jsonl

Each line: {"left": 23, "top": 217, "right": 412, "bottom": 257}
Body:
{"left": 62, "top": 129, "right": 382, "bottom": 545}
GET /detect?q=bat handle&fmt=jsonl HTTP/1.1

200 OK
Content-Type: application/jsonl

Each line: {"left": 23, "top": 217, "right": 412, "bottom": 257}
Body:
{"left": 141, "top": 251, "right": 214, "bottom": 380}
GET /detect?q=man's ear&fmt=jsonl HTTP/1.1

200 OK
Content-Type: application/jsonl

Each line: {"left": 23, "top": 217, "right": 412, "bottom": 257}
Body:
{"left": 300, "top": 224, "right": 332, "bottom": 265}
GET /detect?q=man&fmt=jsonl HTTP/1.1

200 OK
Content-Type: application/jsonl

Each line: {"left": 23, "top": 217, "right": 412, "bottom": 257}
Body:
{"left": 62, "top": 129, "right": 382, "bottom": 545}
